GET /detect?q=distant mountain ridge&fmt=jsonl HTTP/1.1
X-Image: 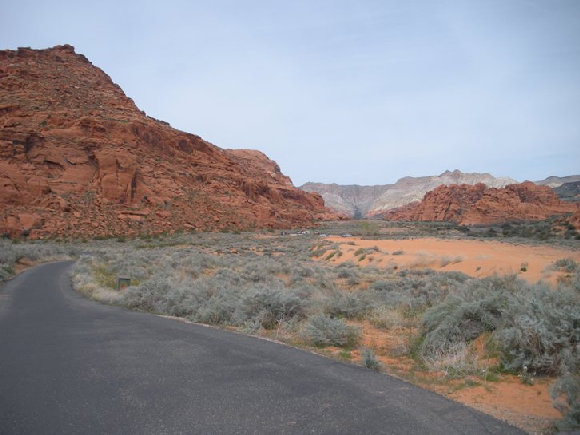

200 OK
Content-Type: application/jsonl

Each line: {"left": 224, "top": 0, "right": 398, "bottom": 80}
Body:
{"left": 535, "top": 175, "right": 580, "bottom": 188}
{"left": 301, "top": 170, "right": 517, "bottom": 217}
{"left": 553, "top": 181, "right": 580, "bottom": 203}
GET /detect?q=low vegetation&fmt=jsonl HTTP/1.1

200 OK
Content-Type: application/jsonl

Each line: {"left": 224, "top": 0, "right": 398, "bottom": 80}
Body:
{"left": 0, "top": 238, "right": 76, "bottom": 282}
{"left": 2, "top": 219, "right": 578, "bottom": 431}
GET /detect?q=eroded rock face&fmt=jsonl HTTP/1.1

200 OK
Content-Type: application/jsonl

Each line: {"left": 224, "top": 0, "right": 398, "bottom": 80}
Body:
{"left": 0, "top": 45, "right": 334, "bottom": 238}
{"left": 301, "top": 170, "right": 518, "bottom": 218}
{"left": 383, "top": 182, "right": 578, "bottom": 226}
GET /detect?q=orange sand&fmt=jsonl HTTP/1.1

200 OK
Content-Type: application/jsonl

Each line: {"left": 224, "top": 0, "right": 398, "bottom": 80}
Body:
{"left": 332, "top": 320, "right": 564, "bottom": 432}
{"left": 326, "top": 237, "right": 580, "bottom": 284}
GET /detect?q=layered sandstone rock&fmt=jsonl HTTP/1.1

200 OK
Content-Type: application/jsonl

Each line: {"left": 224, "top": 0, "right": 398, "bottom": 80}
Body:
{"left": 0, "top": 45, "right": 334, "bottom": 238}
{"left": 301, "top": 170, "right": 517, "bottom": 218}
{"left": 383, "top": 182, "right": 578, "bottom": 226}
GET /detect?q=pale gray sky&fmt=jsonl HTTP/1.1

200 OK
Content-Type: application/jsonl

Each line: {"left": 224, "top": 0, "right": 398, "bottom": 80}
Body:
{"left": 2, "top": 0, "right": 579, "bottom": 185}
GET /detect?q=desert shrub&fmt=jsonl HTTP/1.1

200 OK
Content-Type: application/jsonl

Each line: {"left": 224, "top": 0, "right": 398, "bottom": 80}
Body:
{"left": 362, "top": 348, "right": 381, "bottom": 371}
{"left": 240, "top": 263, "right": 272, "bottom": 283}
{"left": 419, "top": 277, "right": 513, "bottom": 364}
{"left": 0, "top": 263, "right": 15, "bottom": 281}
{"left": 302, "top": 314, "right": 361, "bottom": 347}
{"left": 178, "top": 251, "right": 218, "bottom": 277}
{"left": 310, "top": 246, "right": 327, "bottom": 258}
{"left": 123, "top": 277, "right": 179, "bottom": 313}
{"left": 193, "top": 285, "right": 239, "bottom": 325}
{"left": 241, "top": 285, "right": 305, "bottom": 329}
{"left": 494, "top": 283, "right": 579, "bottom": 376}
{"left": 439, "top": 256, "right": 464, "bottom": 267}
{"left": 422, "top": 341, "right": 478, "bottom": 376}
{"left": 364, "top": 272, "right": 467, "bottom": 315}
{"left": 336, "top": 264, "right": 359, "bottom": 280}
{"left": 323, "top": 290, "right": 371, "bottom": 319}
{"left": 416, "top": 273, "right": 579, "bottom": 377}
{"left": 551, "top": 375, "right": 580, "bottom": 430}
{"left": 0, "top": 240, "right": 17, "bottom": 265}
{"left": 359, "top": 221, "right": 380, "bottom": 237}
{"left": 369, "top": 306, "right": 406, "bottom": 330}
{"left": 370, "top": 280, "right": 396, "bottom": 292}
{"left": 439, "top": 271, "right": 471, "bottom": 283}
{"left": 0, "top": 240, "right": 73, "bottom": 268}
{"left": 212, "top": 268, "right": 243, "bottom": 286}
{"left": 553, "top": 258, "right": 578, "bottom": 273}
{"left": 289, "top": 264, "right": 314, "bottom": 279}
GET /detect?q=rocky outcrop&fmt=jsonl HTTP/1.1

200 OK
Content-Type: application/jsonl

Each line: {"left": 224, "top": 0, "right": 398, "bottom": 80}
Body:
{"left": 383, "top": 182, "right": 578, "bottom": 226}
{"left": 299, "top": 183, "right": 390, "bottom": 218}
{"left": 301, "top": 170, "right": 517, "bottom": 217}
{"left": 0, "top": 45, "right": 334, "bottom": 238}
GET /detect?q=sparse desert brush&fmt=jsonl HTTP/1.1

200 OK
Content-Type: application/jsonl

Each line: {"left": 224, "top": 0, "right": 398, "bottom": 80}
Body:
{"left": 550, "top": 375, "right": 580, "bottom": 430}
{"left": 0, "top": 239, "right": 74, "bottom": 282}
{"left": 409, "top": 253, "right": 435, "bottom": 268}
{"left": 369, "top": 306, "right": 406, "bottom": 330}
{"left": 323, "top": 290, "right": 371, "bottom": 319}
{"left": 67, "top": 226, "right": 580, "bottom": 427}
{"left": 493, "top": 282, "right": 579, "bottom": 376}
{"left": 414, "top": 272, "right": 580, "bottom": 380}
{"left": 552, "top": 257, "right": 578, "bottom": 273}
{"left": 0, "top": 240, "right": 17, "bottom": 265}
{"left": 362, "top": 348, "right": 381, "bottom": 371}
{"left": 302, "top": 314, "right": 361, "bottom": 347}
{"left": 439, "top": 255, "right": 464, "bottom": 267}
{"left": 335, "top": 264, "right": 359, "bottom": 280}
{"left": 417, "top": 277, "right": 515, "bottom": 367}
{"left": 392, "top": 250, "right": 404, "bottom": 256}
{"left": 422, "top": 341, "right": 478, "bottom": 376}
{"left": 241, "top": 285, "right": 306, "bottom": 329}
{"left": 369, "top": 280, "right": 395, "bottom": 292}
{"left": 310, "top": 245, "right": 328, "bottom": 258}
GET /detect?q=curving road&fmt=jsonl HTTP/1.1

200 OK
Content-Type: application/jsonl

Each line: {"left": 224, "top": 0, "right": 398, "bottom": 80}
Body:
{"left": 0, "top": 262, "right": 522, "bottom": 434}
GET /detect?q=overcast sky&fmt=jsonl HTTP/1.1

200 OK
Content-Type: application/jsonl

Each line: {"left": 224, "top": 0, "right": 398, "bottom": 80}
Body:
{"left": 2, "top": 0, "right": 579, "bottom": 185}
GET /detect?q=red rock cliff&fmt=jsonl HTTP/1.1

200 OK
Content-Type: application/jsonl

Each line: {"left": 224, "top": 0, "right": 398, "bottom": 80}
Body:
{"left": 383, "top": 182, "right": 578, "bottom": 225}
{"left": 0, "top": 45, "right": 333, "bottom": 238}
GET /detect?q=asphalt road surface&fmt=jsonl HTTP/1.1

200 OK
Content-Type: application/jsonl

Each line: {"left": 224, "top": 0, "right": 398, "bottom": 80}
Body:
{"left": 0, "top": 262, "right": 523, "bottom": 434}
